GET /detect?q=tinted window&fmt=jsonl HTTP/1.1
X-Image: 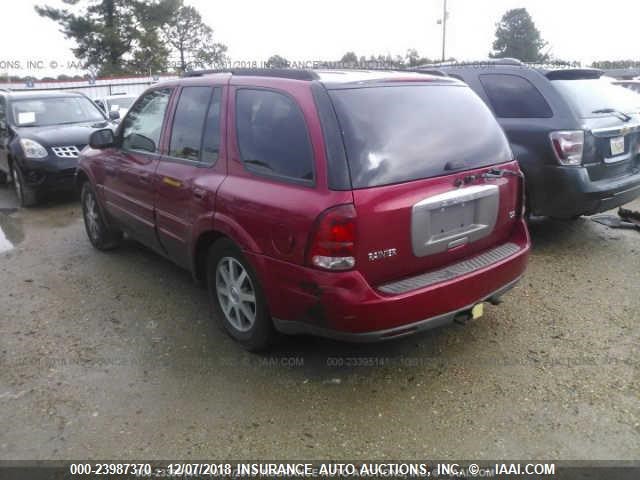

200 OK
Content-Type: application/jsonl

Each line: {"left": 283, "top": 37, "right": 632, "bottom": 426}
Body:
{"left": 552, "top": 78, "right": 640, "bottom": 118}
{"left": 202, "top": 89, "right": 222, "bottom": 164}
{"left": 169, "top": 87, "right": 213, "bottom": 161}
{"left": 479, "top": 74, "right": 552, "bottom": 118}
{"left": 328, "top": 85, "right": 512, "bottom": 188}
{"left": 0, "top": 97, "right": 6, "bottom": 125}
{"left": 121, "top": 89, "right": 171, "bottom": 153}
{"left": 0, "top": 97, "right": 7, "bottom": 135}
{"left": 236, "top": 89, "right": 313, "bottom": 182}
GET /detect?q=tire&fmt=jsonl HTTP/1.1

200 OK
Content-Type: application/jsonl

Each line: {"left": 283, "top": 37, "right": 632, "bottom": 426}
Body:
{"left": 81, "top": 182, "right": 122, "bottom": 250}
{"left": 206, "top": 238, "right": 274, "bottom": 351}
{"left": 12, "top": 163, "right": 39, "bottom": 207}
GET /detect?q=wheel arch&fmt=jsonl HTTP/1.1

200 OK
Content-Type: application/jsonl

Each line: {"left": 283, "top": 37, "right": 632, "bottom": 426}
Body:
{"left": 75, "top": 168, "right": 90, "bottom": 193}
{"left": 191, "top": 217, "right": 263, "bottom": 287}
{"left": 192, "top": 230, "right": 229, "bottom": 286}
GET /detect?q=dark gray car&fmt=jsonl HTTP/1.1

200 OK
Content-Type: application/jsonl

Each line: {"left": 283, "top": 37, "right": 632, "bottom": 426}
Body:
{"left": 429, "top": 60, "right": 640, "bottom": 218}
{"left": 0, "top": 89, "right": 116, "bottom": 206}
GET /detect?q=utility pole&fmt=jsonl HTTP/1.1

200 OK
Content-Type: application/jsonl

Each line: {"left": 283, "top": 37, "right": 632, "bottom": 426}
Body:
{"left": 441, "top": 0, "right": 448, "bottom": 62}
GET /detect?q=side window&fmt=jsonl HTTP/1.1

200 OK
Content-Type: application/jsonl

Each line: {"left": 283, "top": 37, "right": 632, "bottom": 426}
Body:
{"left": 236, "top": 89, "right": 314, "bottom": 182}
{"left": 0, "top": 97, "right": 6, "bottom": 131}
{"left": 479, "top": 74, "right": 553, "bottom": 118}
{"left": 121, "top": 88, "right": 172, "bottom": 153}
{"left": 169, "top": 86, "right": 213, "bottom": 162}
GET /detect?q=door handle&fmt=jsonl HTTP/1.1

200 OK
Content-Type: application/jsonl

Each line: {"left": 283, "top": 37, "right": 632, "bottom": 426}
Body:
{"left": 193, "top": 187, "right": 206, "bottom": 200}
{"left": 162, "top": 176, "right": 182, "bottom": 188}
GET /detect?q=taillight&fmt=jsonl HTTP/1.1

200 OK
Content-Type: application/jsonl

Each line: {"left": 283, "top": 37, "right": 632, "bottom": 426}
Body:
{"left": 307, "top": 204, "right": 357, "bottom": 271}
{"left": 516, "top": 169, "right": 526, "bottom": 217}
{"left": 550, "top": 130, "right": 584, "bottom": 166}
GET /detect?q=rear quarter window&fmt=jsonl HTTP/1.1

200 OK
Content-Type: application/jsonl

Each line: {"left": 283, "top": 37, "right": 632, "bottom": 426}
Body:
{"left": 235, "top": 89, "right": 314, "bottom": 183}
{"left": 479, "top": 74, "right": 553, "bottom": 118}
{"left": 328, "top": 84, "right": 513, "bottom": 188}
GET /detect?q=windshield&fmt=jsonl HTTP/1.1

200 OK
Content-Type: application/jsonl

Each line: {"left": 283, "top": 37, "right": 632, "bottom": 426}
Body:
{"left": 552, "top": 78, "right": 640, "bottom": 118}
{"left": 108, "top": 97, "right": 135, "bottom": 109}
{"left": 11, "top": 96, "right": 106, "bottom": 127}
{"left": 328, "top": 84, "right": 513, "bottom": 188}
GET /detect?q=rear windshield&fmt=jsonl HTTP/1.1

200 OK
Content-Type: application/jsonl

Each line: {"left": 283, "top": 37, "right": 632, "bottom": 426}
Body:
{"left": 328, "top": 85, "right": 512, "bottom": 188}
{"left": 552, "top": 78, "right": 640, "bottom": 118}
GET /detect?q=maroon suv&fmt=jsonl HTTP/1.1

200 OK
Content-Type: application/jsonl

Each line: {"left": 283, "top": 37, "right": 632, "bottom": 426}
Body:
{"left": 77, "top": 68, "right": 530, "bottom": 350}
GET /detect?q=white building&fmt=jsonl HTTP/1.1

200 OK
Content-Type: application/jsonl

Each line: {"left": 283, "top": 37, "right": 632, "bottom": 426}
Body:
{"left": 0, "top": 74, "right": 179, "bottom": 99}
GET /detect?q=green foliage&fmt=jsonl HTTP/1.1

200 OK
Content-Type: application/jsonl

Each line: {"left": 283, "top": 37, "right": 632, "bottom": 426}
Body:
{"left": 164, "top": 3, "right": 227, "bottom": 72}
{"left": 592, "top": 60, "right": 640, "bottom": 69}
{"left": 35, "top": 0, "right": 227, "bottom": 76}
{"left": 490, "top": 8, "right": 547, "bottom": 62}
{"left": 265, "top": 55, "right": 290, "bottom": 68}
{"left": 340, "top": 52, "right": 358, "bottom": 65}
{"left": 333, "top": 50, "right": 434, "bottom": 69}
{"left": 404, "top": 49, "right": 433, "bottom": 67}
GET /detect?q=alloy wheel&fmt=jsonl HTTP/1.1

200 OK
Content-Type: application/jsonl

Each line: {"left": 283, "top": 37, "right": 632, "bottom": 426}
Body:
{"left": 215, "top": 256, "right": 257, "bottom": 332}
{"left": 83, "top": 190, "right": 101, "bottom": 242}
{"left": 12, "top": 165, "right": 22, "bottom": 204}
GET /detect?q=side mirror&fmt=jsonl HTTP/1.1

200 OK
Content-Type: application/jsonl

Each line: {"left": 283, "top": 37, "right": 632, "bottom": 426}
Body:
{"left": 109, "top": 110, "right": 120, "bottom": 121}
{"left": 89, "top": 128, "right": 115, "bottom": 149}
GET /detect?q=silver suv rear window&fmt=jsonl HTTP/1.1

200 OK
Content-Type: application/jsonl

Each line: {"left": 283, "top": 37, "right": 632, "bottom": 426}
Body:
{"left": 328, "top": 85, "right": 513, "bottom": 188}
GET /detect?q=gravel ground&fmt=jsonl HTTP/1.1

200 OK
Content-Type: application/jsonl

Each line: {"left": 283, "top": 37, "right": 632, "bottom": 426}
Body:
{"left": 0, "top": 184, "right": 638, "bottom": 460}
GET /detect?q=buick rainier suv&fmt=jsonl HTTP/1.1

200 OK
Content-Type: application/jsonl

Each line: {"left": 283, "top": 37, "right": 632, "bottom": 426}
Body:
{"left": 76, "top": 68, "right": 530, "bottom": 350}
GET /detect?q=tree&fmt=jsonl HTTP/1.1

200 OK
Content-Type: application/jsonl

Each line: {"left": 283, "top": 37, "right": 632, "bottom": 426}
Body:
{"left": 265, "top": 55, "right": 290, "bottom": 68}
{"left": 340, "top": 51, "right": 358, "bottom": 66}
{"left": 490, "top": 8, "right": 548, "bottom": 62}
{"left": 405, "top": 49, "right": 432, "bottom": 67}
{"left": 35, "top": 0, "right": 178, "bottom": 75}
{"left": 164, "top": 2, "right": 227, "bottom": 72}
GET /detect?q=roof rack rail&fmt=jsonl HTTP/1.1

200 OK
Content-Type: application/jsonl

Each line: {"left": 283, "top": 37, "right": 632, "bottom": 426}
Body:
{"left": 182, "top": 68, "right": 320, "bottom": 81}
{"left": 0, "top": 87, "right": 11, "bottom": 92}
{"left": 417, "top": 58, "right": 524, "bottom": 69}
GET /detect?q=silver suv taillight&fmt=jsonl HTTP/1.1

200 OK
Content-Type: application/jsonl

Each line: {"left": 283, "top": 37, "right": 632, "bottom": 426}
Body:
{"left": 550, "top": 130, "right": 584, "bottom": 166}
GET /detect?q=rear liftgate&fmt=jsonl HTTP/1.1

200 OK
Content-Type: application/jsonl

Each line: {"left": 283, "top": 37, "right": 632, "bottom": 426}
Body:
{"left": 410, "top": 184, "right": 501, "bottom": 323}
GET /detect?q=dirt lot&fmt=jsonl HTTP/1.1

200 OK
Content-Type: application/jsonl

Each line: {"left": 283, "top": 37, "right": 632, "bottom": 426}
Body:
{"left": 0, "top": 185, "right": 638, "bottom": 460}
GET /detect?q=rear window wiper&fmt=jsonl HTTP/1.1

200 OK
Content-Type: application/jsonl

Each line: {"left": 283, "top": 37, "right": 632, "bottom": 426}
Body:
{"left": 591, "top": 108, "right": 632, "bottom": 122}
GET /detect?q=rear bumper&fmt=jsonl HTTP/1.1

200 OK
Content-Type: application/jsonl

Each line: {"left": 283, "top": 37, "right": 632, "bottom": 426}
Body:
{"left": 273, "top": 276, "right": 522, "bottom": 342}
{"left": 531, "top": 165, "right": 640, "bottom": 218}
{"left": 248, "top": 219, "right": 530, "bottom": 341}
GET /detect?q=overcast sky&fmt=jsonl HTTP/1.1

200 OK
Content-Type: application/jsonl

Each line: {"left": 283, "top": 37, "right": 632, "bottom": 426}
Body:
{"left": 1, "top": 0, "right": 639, "bottom": 77}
